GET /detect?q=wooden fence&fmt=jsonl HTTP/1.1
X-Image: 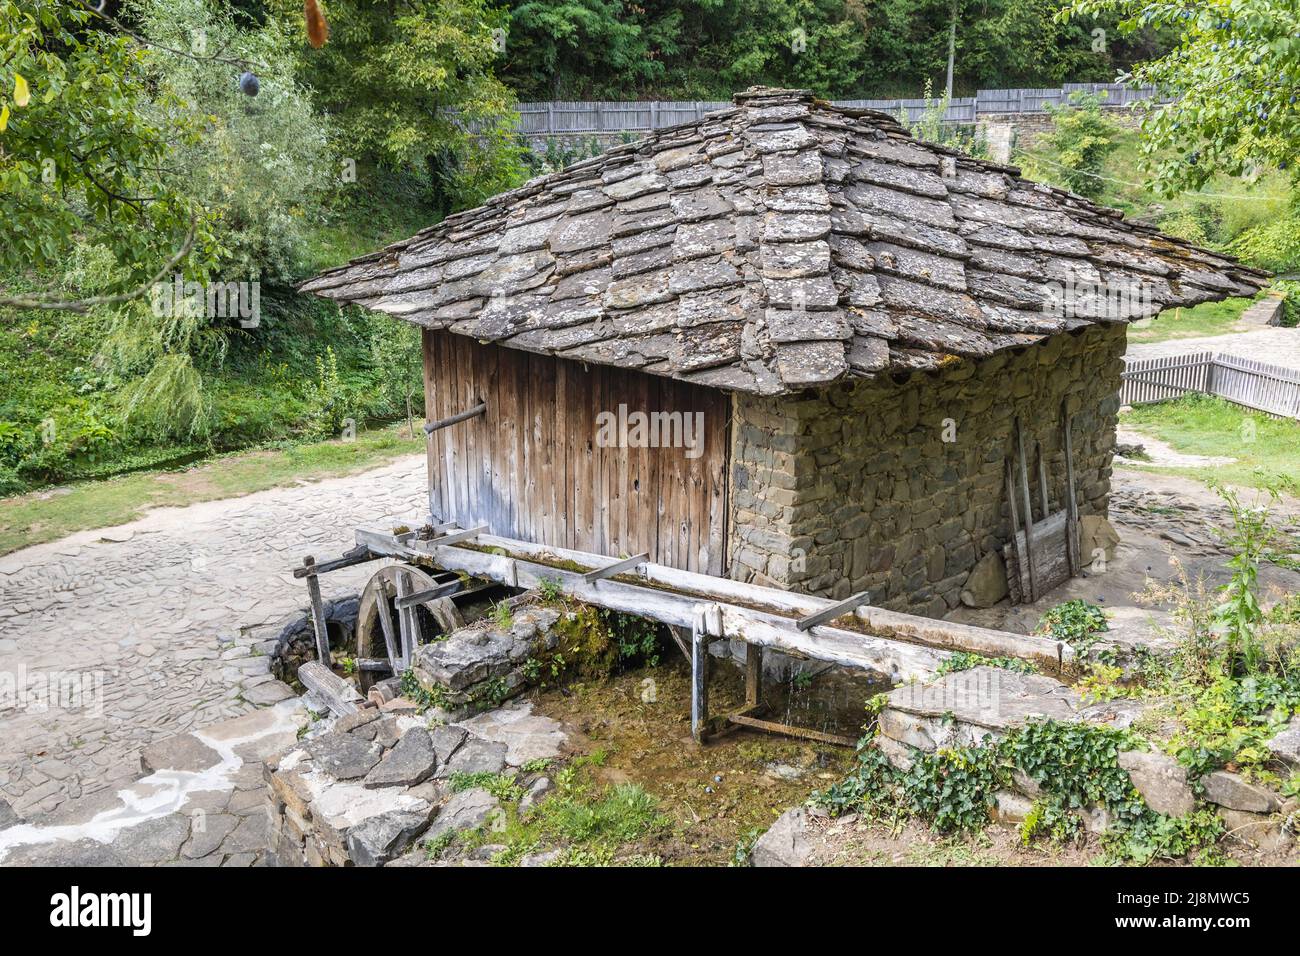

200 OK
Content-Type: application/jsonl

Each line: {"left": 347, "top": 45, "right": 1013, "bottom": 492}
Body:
{"left": 510, "top": 83, "right": 1161, "bottom": 137}
{"left": 1120, "top": 352, "right": 1300, "bottom": 420}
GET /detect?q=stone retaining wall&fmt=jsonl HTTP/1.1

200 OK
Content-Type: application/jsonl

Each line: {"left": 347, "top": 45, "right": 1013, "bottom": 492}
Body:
{"left": 874, "top": 666, "right": 1298, "bottom": 847}
{"left": 728, "top": 324, "right": 1126, "bottom": 615}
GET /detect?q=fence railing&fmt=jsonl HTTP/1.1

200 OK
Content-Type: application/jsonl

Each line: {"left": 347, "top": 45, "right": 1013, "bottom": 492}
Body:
{"left": 1120, "top": 352, "right": 1300, "bottom": 420}
{"left": 512, "top": 83, "right": 1161, "bottom": 137}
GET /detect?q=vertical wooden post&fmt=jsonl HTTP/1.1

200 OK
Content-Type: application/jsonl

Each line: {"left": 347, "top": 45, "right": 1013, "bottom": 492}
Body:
{"left": 395, "top": 570, "right": 420, "bottom": 671}
{"left": 1061, "top": 405, "right": 1080, "bottom": 576}
{"left": 691, "top": 605, "right": 709, "bottom": 743}
{"left": 303, "top": 556, "right": 331, "bottom": 666}
{"left": 1015, "top": 419, "right": 1038, "bottom": 602}
{"left": 745, "top": 642, "right": 763, "bottom": 709}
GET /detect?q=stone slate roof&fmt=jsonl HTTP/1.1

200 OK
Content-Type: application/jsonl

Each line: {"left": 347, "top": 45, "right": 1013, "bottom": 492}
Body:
{"left": 301, "top": 88, "right": 1268, "bottom": 395}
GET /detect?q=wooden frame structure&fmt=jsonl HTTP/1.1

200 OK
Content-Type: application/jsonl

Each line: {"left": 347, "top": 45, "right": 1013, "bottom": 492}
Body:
{"left": 299, "top": 522, "right": 1074, "bottom": 744}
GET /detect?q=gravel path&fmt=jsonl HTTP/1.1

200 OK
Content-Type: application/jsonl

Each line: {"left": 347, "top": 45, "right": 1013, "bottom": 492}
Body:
{"left": 1126, "top": 327, "right": 1300, "bottom": 371}
{"left": 0, "top": 455, "right": 426, "bottom": 820}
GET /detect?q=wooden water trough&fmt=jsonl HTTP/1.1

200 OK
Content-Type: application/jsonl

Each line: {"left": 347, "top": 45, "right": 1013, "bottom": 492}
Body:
{"left": 299, "top": 522, "right": 1073, "bottom": 746}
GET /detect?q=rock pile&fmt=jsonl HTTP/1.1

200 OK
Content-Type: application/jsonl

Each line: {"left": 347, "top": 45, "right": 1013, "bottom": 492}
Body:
{"left": 408, "top": 606, "right": 561, "bottom": 720}
{"left": 266, "top": 700, "right": 566, "bottom": 867}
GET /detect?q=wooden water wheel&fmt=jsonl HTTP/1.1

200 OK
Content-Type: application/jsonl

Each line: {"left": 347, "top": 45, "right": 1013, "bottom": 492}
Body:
{"left": 354, "top": 563, "right": 463, "bottom": 690}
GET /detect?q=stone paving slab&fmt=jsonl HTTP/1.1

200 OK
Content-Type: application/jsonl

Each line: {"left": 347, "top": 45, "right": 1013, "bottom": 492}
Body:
{"left": 0, "top": 700, "right": 309, "bottom": 867}
{"left": 0, "top": 454, "right": 426, "bottom": 819}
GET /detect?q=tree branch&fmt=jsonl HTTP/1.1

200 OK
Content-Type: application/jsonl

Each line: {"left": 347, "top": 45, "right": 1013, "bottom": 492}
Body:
{"left": 0, "top": 220, "right": 198, "bottom": 313}
{"left": 78, "top": 1, "right": 269, "bottom": 72}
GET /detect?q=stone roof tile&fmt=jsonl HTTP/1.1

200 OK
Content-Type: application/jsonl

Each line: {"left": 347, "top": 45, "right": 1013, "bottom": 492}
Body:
{"left": 302, "top": 86, "right": 1269, "bottom": 394}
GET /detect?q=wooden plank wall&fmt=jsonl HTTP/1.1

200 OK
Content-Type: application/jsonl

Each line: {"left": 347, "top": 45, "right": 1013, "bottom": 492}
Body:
{"left": 422, "top": 330, "right": 730, "bottom": 575}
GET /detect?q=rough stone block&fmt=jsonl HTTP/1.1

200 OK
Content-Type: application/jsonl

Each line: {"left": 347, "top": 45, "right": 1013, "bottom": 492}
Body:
{"left": 1117, "top": 750, "right": 1195, "bottom": 817}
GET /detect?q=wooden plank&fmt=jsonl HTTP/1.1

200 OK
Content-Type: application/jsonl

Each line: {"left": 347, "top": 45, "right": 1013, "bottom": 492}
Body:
{"left": 1004, "top": 458, "right": 1026, "bottom": 603}
{"left": 726, "top": 712, "right": 858, "bottom": 748}
{"left": 745, "top": 642, "right": 763, "bottom": 707}
{"left": 706, "top": 390, "right": 730, "bottom": 576}
{"left": 394, "top": 579, "right": 463, "bottom": 610}
{"left": 583, "top": 551, "right": 650, "bottom": 583}
{"left": 375, "top": 578, "right": 401, "bottom": 671}
{"left": 292, "top": 545, "right": 375, "bottom": 578}
{"left": 422, "top": 331, "right": 442, "bottom": 521}
{"left": 691, "top": 607, "right": 709, "bottom": 743}
{"left": 1015, "top": 419, "right": 1038, "bottom": 602}
{"left": 796, "top": 590, "right": 872, "bottom": 631}
{"left": 1062, "top": 407, "right": 1080, "bottom": 576}
{"left": 302, "top": 556, "right": 332, "bottom": 665}
{"left": 420, "top": 525, "right": 488, "bottom": 547}
{"left": 298, "top": 661, "right": 363, "bottom": 717}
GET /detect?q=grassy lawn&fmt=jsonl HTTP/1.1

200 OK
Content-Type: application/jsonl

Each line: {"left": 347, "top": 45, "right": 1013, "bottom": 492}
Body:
{"left": 1120, "top": 395, "right": 1300, "bottom": 490}
{"left": 0, "top": 422, "right": 424, "bottom": 555}
{"left": 1126, "top": 297, "right": 1255, "bottom": 345}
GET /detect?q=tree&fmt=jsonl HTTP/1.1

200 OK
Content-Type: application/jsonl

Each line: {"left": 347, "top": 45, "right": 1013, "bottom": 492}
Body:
{"left": 504, "top": 0, "right": 673, "bottom": 99}
{"left": 1020, "top": 92, "right": 1121, "bottom": 198}
{"left": 276, "top": 0, "right": 525, "bottom": 211}
{"left": 127, "top": 0, "right": 334, "bottom": 282}
{"left": 1065, "top": 0, "right": 1300, "bottom": 194}
{"left": 0, "top": 1, "right": 210, "bottom": 310}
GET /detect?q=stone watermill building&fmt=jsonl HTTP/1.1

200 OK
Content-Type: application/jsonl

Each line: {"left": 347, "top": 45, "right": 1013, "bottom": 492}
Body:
{"left": 303, "top": 88, "right": 1265, "bottom": 616}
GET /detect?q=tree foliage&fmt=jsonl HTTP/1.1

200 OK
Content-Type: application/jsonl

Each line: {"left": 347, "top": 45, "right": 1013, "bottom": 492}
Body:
{"left": 1066, "top": 0, "right": 1300, "bottom": 194}
{"left": 0, "top": 1, "right": 207, "bottom": 301}
{"left": 497, "top": 0, "right": 1171, "bottom": 99}
{"left": 276, "top": 0, "right": 525, "bottom": 211}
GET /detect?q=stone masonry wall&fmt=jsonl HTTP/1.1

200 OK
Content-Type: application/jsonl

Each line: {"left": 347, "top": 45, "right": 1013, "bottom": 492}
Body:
{"left": 727, "top": 324, "right": 1127, "bottom": 616}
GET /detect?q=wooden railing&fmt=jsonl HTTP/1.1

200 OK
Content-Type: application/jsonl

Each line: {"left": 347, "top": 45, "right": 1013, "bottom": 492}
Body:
{"left": 508, "top": 82, "right": 1162, "bottom": 137}
{"left": 1121, "top": 352, "right": 1300, "bottom": 420}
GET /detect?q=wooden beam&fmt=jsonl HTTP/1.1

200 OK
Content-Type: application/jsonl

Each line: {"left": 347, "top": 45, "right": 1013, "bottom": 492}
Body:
{"left": 423, "top": 402, "right": 486, "bottom": 434}
{"left": 414, "top": 525, "right": 488, "bottom": 549}
{"left": 854, "top": 605, "right": 1069, "bottom": 672}
{"left": 583, "top": 551, "right": 650, "bottom": 583}
{"left": 795, "top": 590, "right": 871, "bottom": 631}
{"left": 1015, "top": 418, "right": 1038, "bottom": 602}
{"left": 1061, "top": 405, "right": 1081, "bottom": 576}
{"left": 353, "top": 527, "right": 1071, "bottom": 676}
{"left": 691, "top": 606, "right": 710, "bottom": 743}
{"left": 394, "top": 579, "right": 463, "bottom": 610}
{"left": 745, "top": 643, "right": 763, "bottom": 708}
{"left": 292, "top": 545, "right": 376, "bottom": 578}
{"left": 298, "top": 661, "right": 363, "bottom": 717}
{"left": 302, "top": 556, "right": 331, "bottom": 666}
{"left": 726, "top": 711, "right": 858, "bottom": 748}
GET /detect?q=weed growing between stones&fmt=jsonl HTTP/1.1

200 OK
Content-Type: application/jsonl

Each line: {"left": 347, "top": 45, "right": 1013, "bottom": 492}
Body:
{"left": 1036, "top": 599, "right": 1111, "bottom": 662}
{"left": 448, "top": 771, "right": 526, "bottom": 802}
{"left": 934, "top": 652, "right": 1038, "bottom": 677}
{"left": 444, "top": 751, "right": 671, "bottom": 867}
{"left": 814, "top": 483, "right": 1300, "bottom": 865}
{"left": 811, "top": 719, "right": 1226, "bottom": 865}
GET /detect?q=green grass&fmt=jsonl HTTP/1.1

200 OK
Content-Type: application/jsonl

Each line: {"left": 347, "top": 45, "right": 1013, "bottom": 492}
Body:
{"left": 1126, "top": 297, "right": 1255, "bottom": 345}
{"left": 0, "top": 422, "right": 423, "bottom": 555}
{"left": 1120, "top": 395, "right": 1300, "bottom": 490}
{"left": 441, "top": 754, "right": 669, "bottom": 868}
